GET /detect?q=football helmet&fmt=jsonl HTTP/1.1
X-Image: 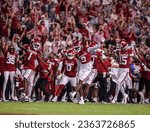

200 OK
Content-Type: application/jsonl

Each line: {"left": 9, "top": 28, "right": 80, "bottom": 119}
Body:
{"left": 73, "top": 40, "right": 82, "bottom": 52}
{"left": 67, "top": 49, "right": 75, "bottom": 60}
{"left": 120, "top": 39, "right": 128, "bottom": 49}
{"left": 31, "top": 38, "right": 41, "bottom": 51}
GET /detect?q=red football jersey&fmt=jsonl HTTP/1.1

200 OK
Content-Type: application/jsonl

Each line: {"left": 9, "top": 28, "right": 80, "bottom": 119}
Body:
{"left": 118, "top": 49, "right": 133, "bottom": 68}
{"left": 23, "top": 45, "right": 38, "bottom": 71}
{"left": 62, "top": 57, "right": 78, "bottom": 77}
{"left": 93, "top": 51, "right": 110, "bottom": 73}
{"left": 4, "top": 51, "right": 17, "bottom": 71}
{"left": 46, "top": 58, "right": 59, "bottom": 72}
{"left": 37, "top": 59, "right": 51, "bottom": 79}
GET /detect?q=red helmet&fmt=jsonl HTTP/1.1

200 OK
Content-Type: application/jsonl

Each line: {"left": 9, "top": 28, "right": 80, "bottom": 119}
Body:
{"left": 73, "top": 40, "right": 82, "bottom": 52}
{"left": 120, "top": 39, "right": 128, "bottom": 49}
{"left": 67, "top": 49, "right": 75, "bottom": 60}
{"left": 31, "top": 38, "right": 41, "bottom": 51}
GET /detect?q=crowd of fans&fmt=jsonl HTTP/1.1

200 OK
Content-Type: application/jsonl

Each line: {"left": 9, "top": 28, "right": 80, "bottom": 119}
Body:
{"left": 0, "top": 0, "right": 150, "bottom": 104}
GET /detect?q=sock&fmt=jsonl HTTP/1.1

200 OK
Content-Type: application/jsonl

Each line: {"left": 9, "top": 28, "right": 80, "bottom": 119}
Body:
{"left": 72, "top": 91, "right": 76, "bottom": 97}
{"left": 80, "top": 96, "right": 83, "bottom": 101}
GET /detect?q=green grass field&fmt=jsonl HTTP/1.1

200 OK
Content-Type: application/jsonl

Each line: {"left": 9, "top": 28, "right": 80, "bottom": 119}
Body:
{"left": 0, "top": 102, "right": 150, "bottom": 115}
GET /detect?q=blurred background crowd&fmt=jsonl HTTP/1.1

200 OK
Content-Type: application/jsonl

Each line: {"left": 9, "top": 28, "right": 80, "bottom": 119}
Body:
{"left": 0, "top": 0, "right": 149, "bottom": 53}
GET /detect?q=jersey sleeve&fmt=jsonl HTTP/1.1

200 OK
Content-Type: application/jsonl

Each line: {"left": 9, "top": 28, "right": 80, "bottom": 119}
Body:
{"left": 87, "top": 43, "right": 100, "bottom": 53}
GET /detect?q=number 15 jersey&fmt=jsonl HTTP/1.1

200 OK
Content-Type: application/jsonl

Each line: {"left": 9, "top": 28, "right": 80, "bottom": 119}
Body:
{"left": 118, "top": 49, "right": 133, "bottom": 68}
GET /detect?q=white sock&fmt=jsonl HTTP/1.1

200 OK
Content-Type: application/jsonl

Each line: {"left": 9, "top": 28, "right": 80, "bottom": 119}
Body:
{"left": 72, "top": 91, "right": 76, "bottom": 97}
{"left": 80, "top": 96, "right": 83, "bottom": 101}
{"left": 62, "top": 92, "right": 67, "bottom": 100}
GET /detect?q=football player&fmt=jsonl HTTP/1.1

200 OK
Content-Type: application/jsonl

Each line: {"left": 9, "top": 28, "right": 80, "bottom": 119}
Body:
{"left": 34, "top": 54, "right": 52, "bottom": 102}
{"left": 46, "top": 53, "right": 61, "bottom": 101}
{"left": 52, "top": 49, "right": 78, "bottom": 102}
{"left": 17, "top": 37, "right": 41, "bottom": 102}
{"left": 70, "top": 40, "right": 100, "bottom": 104}
{"left": 111, "top": 39, "right": 134, "bottom": 104}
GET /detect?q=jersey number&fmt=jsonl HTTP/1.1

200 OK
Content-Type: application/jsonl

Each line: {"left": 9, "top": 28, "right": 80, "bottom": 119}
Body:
{"left": 119, "top": 56, "right": 128, "bottom": 65}
{"left": 66, "top": 65, "right": 72, "bottom": 71}
{"left": 27, "top": 53, "right": 32, "bottom": 60}
{"left": 80, "top": 56, "right": 86, "bottom": 63}
{"left": 6, "top": 56, "right": 15, "bottom": 64}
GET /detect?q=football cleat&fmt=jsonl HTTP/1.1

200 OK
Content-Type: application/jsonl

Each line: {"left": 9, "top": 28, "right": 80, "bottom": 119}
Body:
{"left": 111, "top": 97, "right": 117, "bottom": 104}
{"left": 122, "top": 94, "right": 128, "bottom": 104}
{"left": 52, "top": 96, "right": 58, "bottom": 102}
{"left": 78, "top": 99, "right": 85, "bottom": 105}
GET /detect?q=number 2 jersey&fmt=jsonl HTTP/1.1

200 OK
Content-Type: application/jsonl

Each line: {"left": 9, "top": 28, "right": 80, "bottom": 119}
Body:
{"left": 77, "top": 47, "right": 92, "bottom": 70}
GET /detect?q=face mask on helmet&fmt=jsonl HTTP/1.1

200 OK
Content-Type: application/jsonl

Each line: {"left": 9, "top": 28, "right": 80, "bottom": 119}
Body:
{"left": 33, "top": 43, "right": 40, "bottom": 51}
{"left": 67, "top": 49, "right": 75, "bottom": 59}
{"left": 67, "top": 54, "right": 74, "bottom": 60}
{"left": 31, "top": 38, "right": 41, "bottom": 51}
